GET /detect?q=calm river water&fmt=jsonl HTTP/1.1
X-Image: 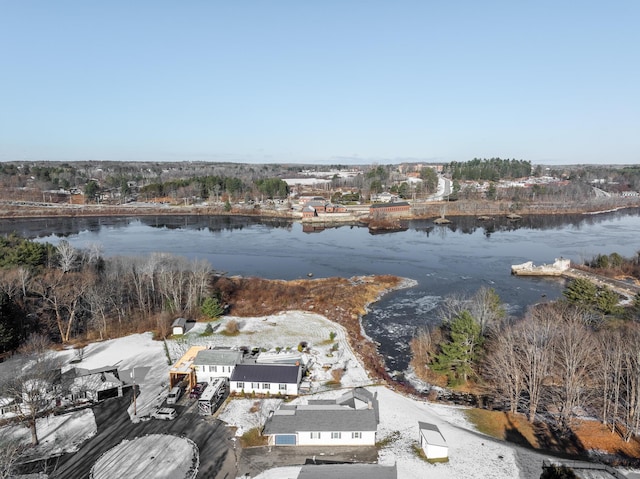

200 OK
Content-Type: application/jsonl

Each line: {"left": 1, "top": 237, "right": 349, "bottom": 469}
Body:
{"left": 2, "top": 208, "right": 639, "bottom": 376}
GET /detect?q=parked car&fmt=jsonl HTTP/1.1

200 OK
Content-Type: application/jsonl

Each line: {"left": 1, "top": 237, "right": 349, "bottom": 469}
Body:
{"left": 152, "top": 408, "right": 177, "bottom": 420}
{"left": 189, "top": 382, "right": 207, "bottom": 399}
{"left": 167, "top": 386, "right": 183, "bottom": 405}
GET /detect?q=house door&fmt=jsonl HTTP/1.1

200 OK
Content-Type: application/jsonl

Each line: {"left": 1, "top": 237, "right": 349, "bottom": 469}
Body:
{"left": 275, "top": 435, "right": 297, "bottom": 445}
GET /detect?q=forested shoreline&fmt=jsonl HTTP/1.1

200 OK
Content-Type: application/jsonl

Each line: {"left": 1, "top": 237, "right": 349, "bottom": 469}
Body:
{"left": 0, "top": 234, "right": 233, "bottom": 352}
{"left": 410, "top": 252, "right": 640, "bottom": 456}
{"left": 3, "top": 224, "right": 640, "bottom": 462}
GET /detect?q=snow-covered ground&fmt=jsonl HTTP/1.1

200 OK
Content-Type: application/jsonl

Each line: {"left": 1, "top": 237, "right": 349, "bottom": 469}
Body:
{"left": 90, "top": 434, "right": 198, "bottom": 479}
{"left": 1, "top": 311, "right": 534, "bottom": 478}
{"left": 221, "top": 386, "right": 521, "bottom": 479}
{"left": 5, "top": 408, "right": 97, "bottom": 461}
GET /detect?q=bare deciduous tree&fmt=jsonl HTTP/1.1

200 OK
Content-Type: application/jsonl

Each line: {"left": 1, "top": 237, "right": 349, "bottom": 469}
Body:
{"left": 518, "top": 305, "right": 556, "bottom": 423}
{"left": 31, "top": 269, "right": 95, "bottom": 343}
{"left": 550, "top": 305, "right": 598, "bottom": 430}
{"left": 468, "top": 287, "right": 506, "bottom": 336}
{"left": 1, "top": 342, "right": 63, "bottom": 445}
{"left": 0, "top": 437, "right": 22, "bottom": 479}
{"left": 483, "top": 320, "right": 524, "bottom": 414}
{"left": 56, "top": 240, "right": 77, "bottom": 273}
{"left": 620, "top": 328, "right": 640, "bottom": 441}
{"left": 596, "top": 328, "right": 625, "bottom": 431}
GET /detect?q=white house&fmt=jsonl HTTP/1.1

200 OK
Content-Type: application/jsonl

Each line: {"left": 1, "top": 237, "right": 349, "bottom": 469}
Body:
{"left": 262, "top": 387, "right": 379, "bottom": 446}
{"left": 370, "top": 192, "right": 398, "bottom": 203}
{"left": 229, "top": 363, "right": 302, "bottom": 397}
{"left": 0, "top": 397, "right": 18, "bottom": 418}
{"left": 61, "top": 366, "right": 123, "bottom": 403}
{"left": 419, "top": 421, "right": 448, "bottom": 460}
{"left": 193, "top": 348, "right": 243, "bottom": 384}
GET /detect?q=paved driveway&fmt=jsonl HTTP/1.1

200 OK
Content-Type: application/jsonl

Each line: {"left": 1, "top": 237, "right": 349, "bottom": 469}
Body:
{"left": 238, "top": 445, "right": 379, "bottom": 477}
{"left": 50, "top": 391, "right": 236, "bottom": 479}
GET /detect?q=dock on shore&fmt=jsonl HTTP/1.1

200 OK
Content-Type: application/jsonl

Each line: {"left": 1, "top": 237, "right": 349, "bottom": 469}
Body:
{"left": 512, "top": 258, "right": 640, "bottom": 299}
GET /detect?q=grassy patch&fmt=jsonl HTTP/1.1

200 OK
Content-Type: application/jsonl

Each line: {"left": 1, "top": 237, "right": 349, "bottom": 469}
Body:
{"left": 464, "top": 409, "right": 539, "bottom": 448}
{"left": 465, "top": 409, "right": 640, "bottom": 458}
{"left": 376, "top": 430, "right": 401, "bottom": 449}
{"left": 573, "top": 419, "right": 640, "bottom": 457}
{"left": 426, "top": 457, "right": 450, "bottom": 464}
{"left": 219, "top": 330, "right": 240, "bottom": 336}
{"left": 323, "top": 380, "right": 341, "bottom": 389}
{"left": 162, "top": 339, "right": 172, "bottom": 365}
{"left": 239, "top": 427, "right": 267, "bottom": 448}
{"left": 411, "top": 443, "right": 450, "bottom": 464}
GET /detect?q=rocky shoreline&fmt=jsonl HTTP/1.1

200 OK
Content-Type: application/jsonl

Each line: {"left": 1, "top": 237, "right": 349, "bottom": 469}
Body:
{"left": 1, "top": 196, "right": 638, "bottom": 221}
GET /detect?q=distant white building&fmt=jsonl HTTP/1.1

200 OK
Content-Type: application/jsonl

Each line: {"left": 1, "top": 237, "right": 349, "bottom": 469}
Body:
{"left": 370, "top": 192, "right": 398, "bottom": 203}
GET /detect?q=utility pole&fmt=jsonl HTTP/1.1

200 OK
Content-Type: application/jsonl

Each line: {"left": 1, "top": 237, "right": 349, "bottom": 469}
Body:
{"left": 132, "top": 368, "right": 137, "bottom": 416}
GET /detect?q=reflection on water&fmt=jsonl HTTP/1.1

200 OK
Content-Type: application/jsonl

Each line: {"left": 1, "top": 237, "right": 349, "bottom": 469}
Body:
{"left": 1, "top": 207, "right": 639, "bottom": 374}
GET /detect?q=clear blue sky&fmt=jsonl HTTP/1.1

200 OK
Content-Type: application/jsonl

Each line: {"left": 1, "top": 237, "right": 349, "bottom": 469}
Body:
{"left": 1, "top": 1, "right": 639, "bottom": 165}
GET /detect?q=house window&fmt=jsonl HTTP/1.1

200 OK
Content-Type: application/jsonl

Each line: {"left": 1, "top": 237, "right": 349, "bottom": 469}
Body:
{"left": 251, "top": 382, "right": 260, "bottom": 389}
{"left": 331, "top": 432, "right": 341, "bottom": 439}
{"left": 352, "top": 432, "right": 362, "bottom": 439}
{"left": 263, "top": 383, "right": 270, "bottom": 390}
{"left": 310, "top": 432, "right": 321, "bottom": 439}
{"left": 212, "top": 366, "right": 218, "bottom": 372}
{"left": 237, "top": 382, "right": 244, "bottom": 389}
{"left": 279, "top": 384, "right": 287, "bottom": 391}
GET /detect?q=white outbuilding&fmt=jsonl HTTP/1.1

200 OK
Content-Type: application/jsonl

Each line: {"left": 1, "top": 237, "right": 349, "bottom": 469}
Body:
{"left": 172, "top": 317, "right": 187, "bottom": 335}
{"left": 419, "top": 421, "right": 448, "bottom": 460}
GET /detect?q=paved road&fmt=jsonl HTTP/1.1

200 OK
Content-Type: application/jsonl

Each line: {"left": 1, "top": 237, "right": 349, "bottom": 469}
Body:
{"left": 49, "top": 391, "right": 236, "bottom": 479}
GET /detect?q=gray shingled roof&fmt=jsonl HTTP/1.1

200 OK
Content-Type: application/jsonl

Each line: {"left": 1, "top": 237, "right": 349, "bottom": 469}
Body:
{"left": 172, "top": 317, "right": 187, "bottom": 327}
{"left": 298, "top": 463, "right": 397, "bottom": 479}
{"left": 263, "top": 398, "right": 378, "bottom": 435}
{"left": 418, "top": 421, "right": 447, "bottom": 447}
{"left": 194, "top": 349, "right": 243, "bottom": 366}
{"left": 230, "top": 364, "right": 300, "bottom": 384}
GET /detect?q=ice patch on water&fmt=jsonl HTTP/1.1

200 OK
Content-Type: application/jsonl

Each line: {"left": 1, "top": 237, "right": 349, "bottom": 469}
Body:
{"left": 382, "top": 292, "right": 441, "bottom": 317}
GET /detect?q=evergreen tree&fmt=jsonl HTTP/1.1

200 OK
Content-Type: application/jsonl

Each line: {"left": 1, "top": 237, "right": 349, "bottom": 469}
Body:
{"left": 432, "top": 311, "right": 482, "bottom": 386}
{"left": 540, "top": 465, "right": 577, "bottom": 479}
{"left": 563, "top": 278, "right": 622, "bottom": 315}
{"left": 563, "top": 278, "right": 598, "bottom": 305}
{"left": 201, "top": 296, "right": 224, "bottom": 320}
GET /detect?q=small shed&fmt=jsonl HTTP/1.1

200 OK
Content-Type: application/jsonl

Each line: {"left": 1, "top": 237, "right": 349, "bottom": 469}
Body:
{"left": 419, "top": 421, "right": 448, "bottom": 460}
{"left": 172, "top": 317, "right": 187, "bottom": 335}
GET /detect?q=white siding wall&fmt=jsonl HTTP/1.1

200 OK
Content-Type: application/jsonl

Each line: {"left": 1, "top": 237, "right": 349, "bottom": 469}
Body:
{"left": 230, "top": 381, "right": 299, "bottom": 396}
{"left": 420, "top": 438, "right": 448, "bottom": 459}
{"left": 296, "top": 430, "right": 376, "bottom": 446}
{"left": 194, "top": 364, "right": 235, "bottom": 383}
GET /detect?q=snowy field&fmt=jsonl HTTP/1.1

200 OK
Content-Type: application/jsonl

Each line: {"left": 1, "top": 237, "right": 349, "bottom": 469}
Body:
{"left": 2, "top": 311, "right": 538, "bottom": 478}
{"left": 90, "top": 434, "right": 198, "bottom": 479}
